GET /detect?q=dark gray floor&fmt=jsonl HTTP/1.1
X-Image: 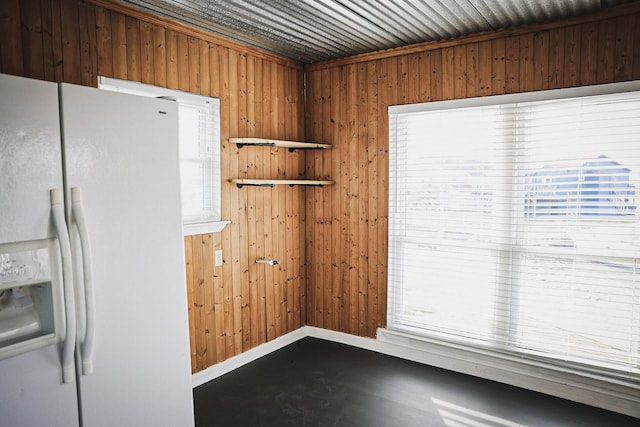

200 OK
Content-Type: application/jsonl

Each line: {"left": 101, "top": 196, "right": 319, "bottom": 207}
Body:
{"left": 193, "top": 337, "right": 638, "bottom": 427}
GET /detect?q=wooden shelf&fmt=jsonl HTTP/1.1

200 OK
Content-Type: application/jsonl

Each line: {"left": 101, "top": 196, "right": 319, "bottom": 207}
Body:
{"left": 230, "top": 137, "right": 331, "bottom": 151}
{"left": 229, "top": 179, "right": 335, "bottom": 188}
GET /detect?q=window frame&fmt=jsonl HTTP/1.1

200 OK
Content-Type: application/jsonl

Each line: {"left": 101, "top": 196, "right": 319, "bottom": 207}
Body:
{"left": 388, "top": 80, "right": 640, "bottom": 383}
{"left": 98, "top": 77, "right": 228, "bottom": 235}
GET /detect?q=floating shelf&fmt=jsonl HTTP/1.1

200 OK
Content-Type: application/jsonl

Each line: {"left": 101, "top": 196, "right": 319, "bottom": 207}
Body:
{"left": 229, "top": 179, "right": 335, "bottom": 188}
{"left": 230, "top": 137, "right": 331, "bottom": 151}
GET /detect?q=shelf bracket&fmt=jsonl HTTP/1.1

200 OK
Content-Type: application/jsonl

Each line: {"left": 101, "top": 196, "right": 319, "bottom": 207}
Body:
{"left": 235, "top": 142, "right": 275, "bottom": 149}
{"left": 235, "top": 182, "right": 275, "bottom": 188}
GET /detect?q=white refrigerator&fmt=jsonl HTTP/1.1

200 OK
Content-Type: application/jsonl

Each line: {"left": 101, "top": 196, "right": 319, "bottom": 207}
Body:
{"left": 0, "top": 73, "right": 195, "bottom": 426}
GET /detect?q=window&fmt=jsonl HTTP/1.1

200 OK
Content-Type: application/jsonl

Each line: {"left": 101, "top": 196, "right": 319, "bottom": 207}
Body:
{"left": 99, "top": 77, "right": 226, "bottom": 234}
{"left": 388, "top": 81, "right": 640, "bottom": 382}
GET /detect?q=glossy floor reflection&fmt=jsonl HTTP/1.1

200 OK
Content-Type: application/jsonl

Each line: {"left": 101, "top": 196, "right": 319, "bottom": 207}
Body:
{"left": 193, "top": 337, "right": 638, "bottom": 427}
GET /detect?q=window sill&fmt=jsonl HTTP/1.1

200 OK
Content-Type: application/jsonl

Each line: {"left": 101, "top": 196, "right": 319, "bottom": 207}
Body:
{"left": 377, "top": 327, "right": 640, "bottom": 418}
{"left": 183, "top": 220, "right": 230, "bottom": 235}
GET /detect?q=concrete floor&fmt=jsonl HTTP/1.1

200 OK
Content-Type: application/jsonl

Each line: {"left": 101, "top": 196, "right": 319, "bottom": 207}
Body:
{"left": 193, "top": 337, "right": 638, "bottom": 427}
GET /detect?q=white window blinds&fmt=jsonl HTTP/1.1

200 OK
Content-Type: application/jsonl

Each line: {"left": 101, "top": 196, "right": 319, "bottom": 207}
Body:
{"left": 178, "top": 99, "right": 221, "bottom": 224}
{"left": 388, "top": 81, "right": 640, "bottom": 380}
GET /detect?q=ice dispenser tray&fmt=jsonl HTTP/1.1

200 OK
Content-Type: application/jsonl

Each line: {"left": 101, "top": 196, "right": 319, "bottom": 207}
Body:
{"left": 0, "top": 242, "right": 61, "bottom": 360}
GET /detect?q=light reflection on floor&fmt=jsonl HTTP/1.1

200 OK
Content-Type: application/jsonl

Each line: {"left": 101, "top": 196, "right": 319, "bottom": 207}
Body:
{"left": 433, "top": 398, "right": 527, "bottom": 427}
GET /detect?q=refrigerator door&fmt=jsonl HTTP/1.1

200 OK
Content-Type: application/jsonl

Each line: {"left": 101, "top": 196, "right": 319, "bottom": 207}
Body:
{"left": 59, "top": 84, "right": 194, "bottom": 427}
{"left": 0, "top": 73, "right": 63, "bottom": 245}
{"left": 0, "top": 74, "right": 80, "bottom": 426}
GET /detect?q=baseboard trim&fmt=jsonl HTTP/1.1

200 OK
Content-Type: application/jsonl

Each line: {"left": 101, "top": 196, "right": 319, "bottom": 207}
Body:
{"left": 191, "top": 327, "right": 307, "bottom": 388}
{"left": 191, "top": 326, "right": 640, "bottom": 418}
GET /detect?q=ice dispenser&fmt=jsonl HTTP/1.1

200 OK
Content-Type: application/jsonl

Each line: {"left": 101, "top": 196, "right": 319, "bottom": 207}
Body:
{"left": 0, "top": 240, "right": 64, "bottom": 360}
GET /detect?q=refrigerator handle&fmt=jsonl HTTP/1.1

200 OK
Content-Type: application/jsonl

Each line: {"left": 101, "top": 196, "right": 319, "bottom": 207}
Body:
{"left": 71, "top": 187, "right": 95, "bottom": 376}
{"left": 50, "top": 189, "right": 76, "bottom": 384}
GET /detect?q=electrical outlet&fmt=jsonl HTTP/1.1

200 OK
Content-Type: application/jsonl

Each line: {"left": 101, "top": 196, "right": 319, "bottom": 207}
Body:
{"left": 215, "top": 250, "right": 223, "bottom": 266}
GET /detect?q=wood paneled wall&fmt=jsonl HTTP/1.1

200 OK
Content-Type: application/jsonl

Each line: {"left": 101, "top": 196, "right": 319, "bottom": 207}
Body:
{"left": 303, "top": 3, "right": 640, "bottom": 338}
{"left": 0, "top": 0, "right": 306, "bottom": 373}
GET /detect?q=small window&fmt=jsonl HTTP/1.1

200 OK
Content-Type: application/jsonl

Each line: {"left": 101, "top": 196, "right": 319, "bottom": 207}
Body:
{"left": 99, "top": 77, "right": 227, "bottom": 234}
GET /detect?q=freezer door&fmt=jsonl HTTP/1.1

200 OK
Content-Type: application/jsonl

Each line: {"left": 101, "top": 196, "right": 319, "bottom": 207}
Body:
{"left": 0, "top": 74, "right": 79, "bottom": 427}
{"left": 0, "top": 73, "right": 64, "bottom": 244}
{"left": 59, "top": 84, "right": 194, "bottom": 427}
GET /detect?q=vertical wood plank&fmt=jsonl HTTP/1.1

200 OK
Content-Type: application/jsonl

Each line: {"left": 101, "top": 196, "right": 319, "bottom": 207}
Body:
{"left": 246, "top": 57, "right": 259, "bottom": 348}
{"left": 41, "top": 0, "right": 60, "bottom": 82}
{"left": 295, "top": 71, "right": 305, "bottom": 332}
{"left": 237, "top": 52, "right": 251, "bottom": 349}
{"left": 430, "top": 49, "right": 443, "bottom": 101}
{"left": 357, "top": 61, "right": 368, "bottom": 336}
{"left": 505, "top": 36, "right": 519, "bottom": 93}
{"left": 275, "top": 63, "right": 287, "bottom": 337}
{"left": 177, "top": 32, "right": 189, "bottom": 91}
{"left": 139, "top": 21, "right": 154, "bottom": 84}
{"left": 329, "top": 65, "right": 342, "bottom": 331}
{"left": 548, "top": 27, "right": 565, "bottom": 89}
{"left": 229, "top": 50, "right": 244, "bottom": 353}
{"left": 213, "top": 232, "right": 225, "bottom": 363}
{"left": 406, "top": 53, "right": 419, "bottom": 104}
{"left": 152, "top": 25, "right": 166, "bottom": 87}
{"left": 188, "top": 36, "right": 199, "bottom": 93}
{"left": 597, "top": 19, "right": 616, "bottom": 83}
{"left": 417, "top": 51, "right": 431, "bottom": 102}
{"left": 304, "top": 70, "right": 317, "bottom": 327}
{"left": 209, "top": 41, "right": 219, "bottom": 97}
{"left": 94, "top": 6, "right": 113, "bottom": 80}
{"left": 191, "top": 234, "right": 205, "bottom": 371}
{"left": 51, "top": 0, "right": 65, "bottom": 82}
{"left": 477, "top": 40, "right": 492, "bottom": 96}
{"left": 0, "top": 0, "right": 24, "bottom": 75}
{"left": 184, "top": 236, "right": 196, "bottom": 373}
{"left": 285, "top": 68, "right": 296, "bottom": 332}
{"left": 347, "top": 63, "right": 359, "bottom": 335}
{"left": 60, "top": 0, "right": 81, "bottom": 84}
{"left": 213, "top": 43, "right": 229, "bottom": 358}
{"left": 453, "top": 44, "right": 467, "bottom": 99}
{"left": 294, "top": 68, "right": 305, "bottom": 330}
{"left": 337, "top": 65, "right": 348, "bottom": 333}
{"left": 533, "top": 30, "right": 550, "bottom": 91}
{"left": 199, "top": 39, "right": 210, "bottom": 95}
{"left": 466, "top": 42, "right": 479, "bottom": 98}
{"left": 580, "top": 22, "right": 599, "bottom": 86}
{"left": 202, "top": 233, "right": 216, "bottom": 368}
{"left": 320, "top": 67, "right": 333, "bottom": 329}
{"left": 563, "top": 25, "right": 581, "bottom": 87}
{"left": 397, "top": 54, "right": 409, "bottom": 105}
{"left": 309, "top": 68, "right": 322, "bottom": 328}
{"left": 634, "top": 14, "right": 640, "bottom": 80}
{"left": 377, "top": 56, "right": 394, "bottom": 330}
{"left": 110, "top": 12, "right": 127, "bottom": 80}
{"left": 125, "top": 16, "right": 140, "bottom": 82}
{"left": 441, "top": 46, "right": 455, "bottom": 100}
{"left": 216, "top": 45, "right": 235, "bottom": 357}
{"left": 366, "top": 59, "right": 379, "bottom": 336}
{"left": 165, "top": 29, "right": 178, "bottom": 89}
{"left": 78, "top": 1, "right": 97, "bottom": 87}
{"left": 491, "top": 38, "right": 506, "bottom": 94}
{"left": 20, "top": 0, "right": 45, "bottom": 80}
{"left": 614, "top": 15, "right": 635, "bottom": 81}
{"left": 519, "top": 33, "right": 534, "bottom": 93}
{"left": 253, "top": 58, "right": 266, "bottom": 344}
{"left": 261, "top": 59, "right": 275, "bottom": 342}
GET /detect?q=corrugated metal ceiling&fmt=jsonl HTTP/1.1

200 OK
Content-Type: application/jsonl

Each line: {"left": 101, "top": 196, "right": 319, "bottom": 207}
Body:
{"left": 118, "top": 0, "right": 627, "bottom": 63}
